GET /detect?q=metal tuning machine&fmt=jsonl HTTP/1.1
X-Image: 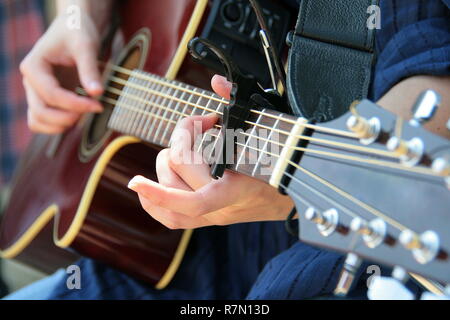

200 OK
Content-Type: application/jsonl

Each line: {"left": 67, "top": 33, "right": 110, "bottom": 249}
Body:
{"left": 409, "top": 90, "right": 441, "bottom": 127}
{"left": 334, "top": 253, "right": 362, "bottom": 297}
{"left": 386, "top": 90, "right": 441, "bottom": 167}
{"left": 346, "top": 102, "right": 381, "bottom": 145}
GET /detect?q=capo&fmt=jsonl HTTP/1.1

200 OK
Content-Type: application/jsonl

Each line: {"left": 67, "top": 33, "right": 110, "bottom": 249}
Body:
{"left": 188, "top": 37, "right": 288, "bottom": 179}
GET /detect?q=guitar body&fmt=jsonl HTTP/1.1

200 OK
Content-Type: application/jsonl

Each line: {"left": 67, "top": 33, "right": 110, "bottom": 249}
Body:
{"left": 0, "top": 0, "right": 212, "bottom": 288}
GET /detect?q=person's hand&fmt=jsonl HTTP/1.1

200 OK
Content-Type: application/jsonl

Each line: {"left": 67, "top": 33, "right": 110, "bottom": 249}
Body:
{"left": 127, "top": 75, "right": 295, "bottom": 230}
{"left": 20, "top": 12, "right": 104, "bottom": 134}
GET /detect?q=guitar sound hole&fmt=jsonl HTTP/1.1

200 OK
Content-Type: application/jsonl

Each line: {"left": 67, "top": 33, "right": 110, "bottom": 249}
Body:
{"left": 79, "top": 29, "right": 149, "bottom": 162}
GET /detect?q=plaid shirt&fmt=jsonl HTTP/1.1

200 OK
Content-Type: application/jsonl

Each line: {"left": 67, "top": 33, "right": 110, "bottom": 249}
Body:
{"left": 0, "top": 0, "right": 44, "bottom": 187}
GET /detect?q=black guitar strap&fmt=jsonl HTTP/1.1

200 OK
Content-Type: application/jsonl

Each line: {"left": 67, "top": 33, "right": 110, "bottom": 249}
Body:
{"left": 287, "top": 0, "right": 379, "bottom": 121}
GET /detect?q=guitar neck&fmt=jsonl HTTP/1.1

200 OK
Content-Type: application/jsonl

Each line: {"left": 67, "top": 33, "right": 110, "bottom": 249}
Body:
{"left": 107, "top": 68, "right": 300, "bottom": 184}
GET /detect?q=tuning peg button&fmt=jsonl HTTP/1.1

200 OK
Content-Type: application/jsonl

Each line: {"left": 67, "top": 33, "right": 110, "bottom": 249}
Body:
{"left": 387, "top": 136, "right": 424, "bottom": 167}
{"left": 346, "top": 115, "right": 380, "bottom": 145}
{"left": 432, "top": 158, "right": 450, "bottom": 190}
{"left": 432, "top": 158, "right": 450, "bottom": 175}
{"left": 305, "top": 207, "right": 339, "bottom": 237}
{"left": 399, "top": 230, "right": 440, "bottom": 264}
{"left": 350, "top": 217, "right": 387, "bottom": 248}
{"left": 410, "top": 90, "right": 441, "bottom": 127}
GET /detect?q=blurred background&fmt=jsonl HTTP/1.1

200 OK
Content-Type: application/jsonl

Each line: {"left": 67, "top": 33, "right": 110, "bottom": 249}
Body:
{"left": 0, "top": 0, "right": 57, "bottom": 298}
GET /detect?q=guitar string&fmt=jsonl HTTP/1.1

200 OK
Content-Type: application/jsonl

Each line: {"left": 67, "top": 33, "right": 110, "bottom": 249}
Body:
{"left": 238, "top": 132, "right": 441, "bottom": 177}
{"left": 105, "top": 79, "right": 439, "bottom": 177}
{"left": 227, "top": 137, "right": 409, "bottom": 231}
{"left": 104, "top": 84, "right": 399, "bottom": 160}
{"left": 100, "top": 93, "right": 413, "bottom": 234}
{"left": 108, "top": 77, "right": 361, "bottom": 146}
{"left": 99, "top": 93, "right": 435, "bottom": 234}
{"left": 93, "top": 93, "right": 442, "bottom": 178}
{"left": 107, "top": 64, "right": 357, "bottom": 138}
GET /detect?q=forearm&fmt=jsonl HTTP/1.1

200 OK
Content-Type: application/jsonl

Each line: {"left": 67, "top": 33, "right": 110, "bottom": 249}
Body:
{"left": 56, "top": 0, "right": 114, "bottom": 33}
{"left": 377, "top": 75, "right": 450, "bottom": 140}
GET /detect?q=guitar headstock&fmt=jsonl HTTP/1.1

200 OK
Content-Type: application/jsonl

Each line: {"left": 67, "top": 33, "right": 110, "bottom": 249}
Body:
{"left": 286, "top": 91, "right": 450, "bottom": 287}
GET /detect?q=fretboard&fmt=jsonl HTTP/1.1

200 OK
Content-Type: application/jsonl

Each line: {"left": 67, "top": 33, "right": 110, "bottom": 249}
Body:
{"left": 107, "top": 69, "right": 299, "bottom": 183}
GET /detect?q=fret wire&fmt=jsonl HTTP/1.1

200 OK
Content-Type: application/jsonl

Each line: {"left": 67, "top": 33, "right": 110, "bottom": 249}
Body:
{"left": 236, "top": 111, "right": 264, "bottom": 171}
{"left": 148, "top": 85, "right": 171, "bottom": 142}
{"left": 196, "top": 90, "right": 214, "bottom": 154}
{"left": 190, "top": 88, "right": 201, "bottom": 116}
{"left": 118, "top": 76, "right": 135, "bottom": 134}
{"left": 204, "top": 101, "right": 224, "bottom": 163}
{"left": 126, "top": 74, "right": 146, "bottom": 137}
{"left": 129, "top": 75, "right": 144, "bottom": 136}
{"left": 200, "top": 89, "right": 210, "bottom": 116}
{"left": 109, "top": 65, "right": 359, "bottom": 138}
{"left": 136, "top": 70, "right": 157, "bottom": 139}
{"left": 169, "top": 88, "right": 197, "bottom": 147}
{"left": 162, "top": 83, "right": 187, "bottom": 145}
{"left": 110, "top": 79, "right": 126, "bottom": 131}
{"left": 145, "top": 82, "right": 164, "bottom": 142}
{"left": 252, "top": 114, "right": 281, "bottom": 177}
{"left": 154, "top": 86, "right": 176, "bottom": 145}
{"left": 140, "top": 77, "right": 161, "bottom": 140}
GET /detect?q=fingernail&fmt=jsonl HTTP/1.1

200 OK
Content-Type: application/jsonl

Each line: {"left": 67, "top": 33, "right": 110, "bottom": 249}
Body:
{"left": 127, "top": 176, "right": 147, "bottom": 190}
{"left": 88, "top": 81, "right": 103, "bottom": 93}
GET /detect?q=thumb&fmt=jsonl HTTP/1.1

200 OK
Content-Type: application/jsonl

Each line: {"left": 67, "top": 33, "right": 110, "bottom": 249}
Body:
{"left": 73, "top": 42, "right": 103, "bottom": 97}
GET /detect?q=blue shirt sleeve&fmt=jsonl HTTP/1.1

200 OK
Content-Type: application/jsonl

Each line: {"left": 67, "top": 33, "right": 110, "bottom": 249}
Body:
{"left": 372, "top": 0, "right": 450, "bottom": 100}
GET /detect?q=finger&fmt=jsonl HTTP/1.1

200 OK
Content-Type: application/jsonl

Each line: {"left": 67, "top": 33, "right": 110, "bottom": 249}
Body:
{"left": 211, "top": 74, "right": 232, "bottom": 100}
{"left": 128, "top": 174, "right": 241, "bottom": 217}
{"left": 27, "top": 108, "right": 66, "bottom": 134}
{"left": 169, "top": 114, "right": 218, "bottom": 189}
{"left": 21, "top": 57, "right": 103, "bottom": 113}
{"left": 168, "top": 148, "right": 212, "bottom": 190}
{"left": 24, "top": 80, "right": 80, "bottom": 128}
{"left": 137, "top": 194, "right": 208, "bottom": 230}
{"left": 171, "top": 113, "right": 219, "bottom": 146}
{"left": 156, "top": 149, "right": 192, "bottom": 189}
{"left": 72, "top": 41, "right": 104, "bottom": 96}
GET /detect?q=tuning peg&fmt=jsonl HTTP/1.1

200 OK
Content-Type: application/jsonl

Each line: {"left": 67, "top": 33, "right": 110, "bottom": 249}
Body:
{"left": 368, "top": 267, "right": 414, "bottom": 300}
{"left": 399, "top": 229, "right": 441, "bottom": 264}
{"left": 387, "top": 136, "right": 424, "bottom": 167}
{"left": 305, "top": 207, "right": 339, "bottom": 237}
{"left": 334, "top": 253, "right": 362, "bottom": 297}
{"left": 432, "top": 157, "right": 450, "bottom": 190}
{"left": 350, "top": 217, "right": 388, "bottom": 248}
{"left": 409, "top": 90, "right": 441, "bottom": 127}
{"left": 432, "top": 158, "right": 450, "bottom": 176}
{"left": 346, "top": 114, "right": 380, "bottom": 145}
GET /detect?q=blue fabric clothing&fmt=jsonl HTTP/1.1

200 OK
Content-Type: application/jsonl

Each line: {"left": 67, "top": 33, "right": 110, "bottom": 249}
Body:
{"left": 372, "top": 0, "right": 450, "bottom": 100}
{"left": 5, "top": 0, "right": 450, "bottom": 300}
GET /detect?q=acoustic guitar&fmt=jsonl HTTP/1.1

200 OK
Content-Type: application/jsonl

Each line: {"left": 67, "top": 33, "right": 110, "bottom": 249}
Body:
{"left": 1, "top": 0, "right": 449, "bottom": 294}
